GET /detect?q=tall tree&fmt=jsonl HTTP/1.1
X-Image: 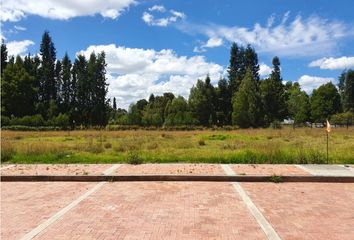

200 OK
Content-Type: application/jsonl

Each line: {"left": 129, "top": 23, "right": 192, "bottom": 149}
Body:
{"left": 90, "top": 52, "right": 109, "bottom": 126}
{"left": 164, "top": 96, "right": 198, "bottom": 126}
{"left": 287, "top": 82, "right": 310, "bottom": 125}
{"left": 311, "top": 82, "right": 341, "bottom": 122}
{"left": 215, "top": 77, "right": 232, "bottom": 125}
{"left": 244, "top": 44, "right": 260, "bottom": 82}
{"left": 73, "top": 54, "right": 89, "bottom": 125}
{"left": 55, "top": 60, "right": 62, "bottom": 105}
{"left": 232, "top": 68, "right": 262, "bottom": 128}
{"left": 39, "top": 31, "right": 56, "bottom": 114}
{"left": 189, "top": 75, "right": 216, "bottom": 126}
{"left": 61, "top": 53, "right": 72, "bottom": 113}
{"left": 113, "top": 97, "right": 117, "bottom": 110}
{"left": 338, "top": 69, "right": 354, "bottom": 112}
{"left": 260, "top": 56, "right": 287, "bottom": 124}
{"left": 1, "top": 41, "right": 8, "bottom": 76}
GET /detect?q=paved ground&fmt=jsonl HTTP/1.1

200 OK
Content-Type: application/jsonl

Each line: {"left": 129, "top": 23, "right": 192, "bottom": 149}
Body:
{"left": 1, "top": 164, "right": 354, "bottom": 240}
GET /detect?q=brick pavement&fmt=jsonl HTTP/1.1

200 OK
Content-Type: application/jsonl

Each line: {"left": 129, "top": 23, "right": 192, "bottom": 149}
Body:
{"left": 0, "top": 182, "right": 95, "bottom": 240}
{"left": 33, "top": 182, "right": 266, "bottom": 240}
{"left": 241, "top": 182, "right": 354, "bottom": 240}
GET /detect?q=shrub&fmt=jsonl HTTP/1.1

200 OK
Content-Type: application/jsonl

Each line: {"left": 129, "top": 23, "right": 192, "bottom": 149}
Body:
{"left": 198, "top": 139, "right": 206, "bottom": 146}
{"left": 127, "top": 152, "right": 143, "bottom": 165}
{"left": 270, "top": 121, "right": 282, "bottom": 129}
{"left": 104, "top": 142, "right": 112, "bottom": 149}
{"left": 270, "top": 174, "right": 282, "bottom": 183}
{"left": 1, "top": 116, "right": 11, "bottom": 126}
{"left": 50, "top": 113, "right": 70, "bottom": 129}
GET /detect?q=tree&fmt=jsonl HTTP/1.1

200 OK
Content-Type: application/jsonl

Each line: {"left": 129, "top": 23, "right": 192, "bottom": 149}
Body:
{"left": 55, "top": 60, "right": 62, "bottom": 105}
{"left": 189, "top": 75, "right": 216, "bottom": 126}
{"left": 39, "top": 31, "right": 56, "bottom": 113}
{"left": 73, "top": 54, "right": 89, "bottom": 125}
{"left": 260, "top": 56, "right": 287, "bottom": 124}
{"left": 338, "top": 69, "right": 354, "bottom": 112}
{"left": 311, "top": 82, "right": 341, "bottom": 122}
{"left": 90, "top": 52, "right": 109, "bottom": 126}
{"left": 142, "top": 93, "right": 175, "bottom": 126}
{"left": 164, "top": 96, "right": 198, "bottom": 125}
{"left": 113, "top": 97, "right": 117, "bottom": 110}
{"left": 215, "top": 78, "right": 232, "bottom": 125}
{"left": 287, "top": 82, "right": 310, "bottom": 125}
{"left": 232, "top": 68, "right": 262, "bottom": 128}
{"left": 61, "top": 53, "right": 72, "bottom": 113}
{"left": 228, "top": 43, "right": 244, "bottom": 95}
{"left": 244, "top": 44, "right": 260, "bottom": 82}
{"left": 1, "top": 40, "right": 8, "bottom": 75}
{"left": 1, "top": 56, "right": 37, "bottom": 117}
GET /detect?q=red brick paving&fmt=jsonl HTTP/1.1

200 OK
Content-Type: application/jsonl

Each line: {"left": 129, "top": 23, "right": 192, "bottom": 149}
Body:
{"left": 241, "top": 182, "right": 354, "bottom": 240}
{"left": 231, "top": 164, "right": 309, "bottom": 175}
{"left": 115, "top": 164, "right": 225, "bottom": 175}
{"left": 34, "top": 182, "right": 266, "bottom": 240}
{"left": 0, "top": 182, "right": 95, "bottom": 240}
{"left": 0, "top": 164, "right": 113, "bottom": 176}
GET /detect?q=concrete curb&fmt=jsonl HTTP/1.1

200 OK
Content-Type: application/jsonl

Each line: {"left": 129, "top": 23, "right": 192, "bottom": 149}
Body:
{"left": 2, "top": 175, "right": 354, "bottom": 183}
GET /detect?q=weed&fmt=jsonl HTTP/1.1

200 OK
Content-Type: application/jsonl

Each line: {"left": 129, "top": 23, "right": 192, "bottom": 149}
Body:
{"left": 104, "top": 142, "right": 112, "bottom": 149}
{"left": 198, "top": 139, "right": 206, "bottom": 146}
{"left": 1, "top": 142, "right": 16, "bottom": 162}
{"left": 270, "top": 174, "right": 282, "bottom": 183}
{"left": 127, "top": 152, "right": 143, "bottom": 165}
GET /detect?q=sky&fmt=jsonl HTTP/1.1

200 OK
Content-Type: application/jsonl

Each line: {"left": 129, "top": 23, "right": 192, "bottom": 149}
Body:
{"left": 1, "top": 0, "right": 354, "bottom": 109}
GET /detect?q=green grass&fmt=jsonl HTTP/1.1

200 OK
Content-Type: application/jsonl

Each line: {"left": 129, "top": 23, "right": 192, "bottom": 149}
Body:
{"left": 2, "top": 127, "right": 354, "bottom": 164}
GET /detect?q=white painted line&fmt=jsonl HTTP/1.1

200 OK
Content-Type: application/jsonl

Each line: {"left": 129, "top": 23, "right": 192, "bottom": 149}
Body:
{"left": 103, "top": 164, "right": 121, "bottom": 175}
{"left": 221, "top": 164, "right": 281, "bottom": 240}
{"left": 0, "top": 164, "right": 15, "bottom": 171}
{"left": 221, "top": 164, "right": 236, "bottom": 176}
{"left": 295, "top": 164, "right": 314, "bottom": 175}
{"left": 21, "top": 164, "right": 121, "bottom": 240}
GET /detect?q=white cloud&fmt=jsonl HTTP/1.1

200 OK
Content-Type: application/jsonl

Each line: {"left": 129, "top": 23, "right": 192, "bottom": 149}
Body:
{"left": 183, "top": 13, "right": 351, "bottom": 57}
{"left": 0, "top": 0, "right": 136, "bottom": 21}
{"left": 309, "top": 56, "right": 354, "bottom": 70}
{"left": 193, "top": 37, "right": 223, "bottom": 53}
{"left": 142, "top": 6, "right": 185, "bottom": 27}
{"left": 297, "top": 75, "right": 335, "bottom": 93}
{"left": 7, "top": 40, "right": 34, "bottom": 56}
{"left": 78, "top": 44, "right": 223, "bottom": 109}
{"left": 148, "top": 5, "right": 166, "bottom": 12}
{"left": 259, "top": 63, "right": 272, "bottom": 77}
{"left": 14, "top": 25, "right": 26, "bottom": 31}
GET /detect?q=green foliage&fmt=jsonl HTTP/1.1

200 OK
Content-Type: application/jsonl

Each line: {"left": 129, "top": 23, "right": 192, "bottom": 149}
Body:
{"left": 311, "top": 82, "right": 341, "bottom": 122}
{"left": 232, "top": 69, "right": 263, "bottom": 128}
{"left": 270, "top": 175, "right": 283, "bottom": 183}
{"left": 331, "top": 112, "right": 354, "bottom": 126}
{"left": 127, "top": 152, "right": 143, "bottom": 165}
{"left": 339, "top": 69, "right": 354, "bottom": 112}
{"left": 260, "top": 56, "right": 287, "bottom": 125}
{"left": 164, "top": 96, "right": 198, "bottom": 126}
{"left": 286, "top": 82, "right": 310, "bottom": 125}
{"left": 50, "top": 113, "right": 70, "bottom": 129}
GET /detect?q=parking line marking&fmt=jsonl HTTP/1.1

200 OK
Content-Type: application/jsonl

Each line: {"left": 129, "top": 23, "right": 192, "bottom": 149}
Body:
{"left": 221, "top": 164, "right": 281, "bottom": 240}
{"left": 21, "top": 164, "right": 120, "bottom": 240}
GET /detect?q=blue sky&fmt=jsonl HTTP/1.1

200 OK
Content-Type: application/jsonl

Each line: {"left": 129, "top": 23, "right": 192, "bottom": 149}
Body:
{"left": 1, "top": 0, "right": 354, "bottom": 108}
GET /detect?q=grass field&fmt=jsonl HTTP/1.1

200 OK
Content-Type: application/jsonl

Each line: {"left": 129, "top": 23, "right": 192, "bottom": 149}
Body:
{"left": 1, "top": 127, "right": 354, "bottom": 164}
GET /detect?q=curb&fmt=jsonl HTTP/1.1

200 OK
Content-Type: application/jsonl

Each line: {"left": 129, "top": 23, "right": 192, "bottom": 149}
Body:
{"left": 1, "top": 175, "right": 354, "bottom": 183}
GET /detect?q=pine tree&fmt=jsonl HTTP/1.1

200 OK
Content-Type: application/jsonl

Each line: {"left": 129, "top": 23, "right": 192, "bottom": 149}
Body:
{"left": 61, "top": 53, "right": 72, "bottom": 113}
{"left": 1, "top": 41, "right": 8, "bottom": 76}
{"left": 232, "top": 68, "right": 262, "bottom": 128}
{"left": 216, "top": 78, "right": 232, "bottom": 125}
{"left": 73, "top": 54, "right": 89, "bottom": 125}
{"left": 260, "top": 56, "right": 287, "bottom": 124}
{"left": 244, "top": 44, "right": 260, "bottom": 81}
{"left": 113, "top": 97, "right": 117, "bottom": 110}
{"left": 287, "top": 82, "right": 310, "bottom": 125}
{"left": 55, "top": 60, "right": 62, "bottom": 105}
{"left": 39, "top": 31, "right": 56, "bottom": 114}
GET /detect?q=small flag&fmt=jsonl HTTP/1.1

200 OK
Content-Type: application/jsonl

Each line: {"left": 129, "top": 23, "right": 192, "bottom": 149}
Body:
{"left": 326, "top": 120, "right": 331, "bottom": 133}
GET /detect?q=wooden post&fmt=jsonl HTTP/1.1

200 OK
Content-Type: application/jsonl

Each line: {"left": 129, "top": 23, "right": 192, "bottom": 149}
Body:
{"left": 326, "top": 131, "right": 329, "bottom": 164}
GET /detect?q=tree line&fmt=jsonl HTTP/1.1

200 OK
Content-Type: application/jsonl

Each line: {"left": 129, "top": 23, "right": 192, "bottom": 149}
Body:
{"left": 1, "top": 32, "right": 354, "bottom": 129}
{"left": 1, "top": 31, "right": 109, "bottom": 128}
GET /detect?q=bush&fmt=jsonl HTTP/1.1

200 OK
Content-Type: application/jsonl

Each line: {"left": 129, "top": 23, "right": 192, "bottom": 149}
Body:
{"left": 127, "top": 152, "right": 143, "bottom": 165}
{"left": 50, "top": 113, "right": 70, "bottom": 129}
{"left": 198, "top": 139, "right": 206, "bottom": 146}
{"left": 104, "top": 142, "right": 112, "bottom": 149}
{"left": 8, "top": 115, "right": 46, "bottom": 127}
{"left": 1, "top": 116, "right": 11, "bottom": 126}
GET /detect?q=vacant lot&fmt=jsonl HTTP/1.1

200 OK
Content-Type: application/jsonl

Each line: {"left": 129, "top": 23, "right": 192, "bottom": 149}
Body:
{"left": 1, "top": 127, "right": 353, "bottom": 164}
